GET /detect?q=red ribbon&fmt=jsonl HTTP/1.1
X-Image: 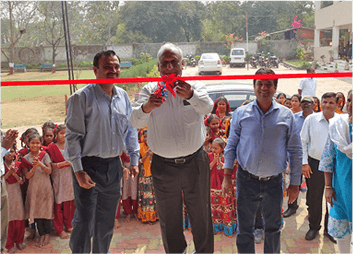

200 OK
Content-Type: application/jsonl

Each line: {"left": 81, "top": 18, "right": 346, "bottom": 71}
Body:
{"left": 1, "top": 72, "right": 351, "bottom": 87}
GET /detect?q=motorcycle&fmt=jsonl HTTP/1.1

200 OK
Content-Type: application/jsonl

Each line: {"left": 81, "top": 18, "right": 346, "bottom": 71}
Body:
{"left": 187, "top": 54, "right": 196, "bottom": 67}
{"left": 250, "top": 56, "right": 257, "bottom": 68}
{"left": 269, "top": 54, "right": 279, "bottom": 68}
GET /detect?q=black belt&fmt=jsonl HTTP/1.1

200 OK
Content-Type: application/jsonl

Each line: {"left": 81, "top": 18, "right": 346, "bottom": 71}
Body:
{"left": 239, "top": 165, "right": 281, "bottom": 181}
{"left": 155, "top": 147, "right": 203, "bottom": 164}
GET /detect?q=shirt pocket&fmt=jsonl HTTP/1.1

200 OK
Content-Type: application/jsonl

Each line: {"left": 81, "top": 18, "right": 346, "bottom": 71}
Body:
{"left": 182, "top": 105, "right": 200, "bottom": 125}
{"left": 114, "top": 110, "right": 129, "bottom": 136}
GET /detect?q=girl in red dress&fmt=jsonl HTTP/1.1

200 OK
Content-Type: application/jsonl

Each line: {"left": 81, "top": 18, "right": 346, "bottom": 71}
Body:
{"left": 47, "top": 124, "right": 74, "bottom": 239}
{"left": 209, "top": 138, "right": 237, "bottom": 237}
{"left": 4, "top": 147, "right": 26, "bottom": 252}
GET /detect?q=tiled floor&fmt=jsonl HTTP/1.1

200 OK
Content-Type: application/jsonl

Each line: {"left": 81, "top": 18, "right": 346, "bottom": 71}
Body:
{"left": 13, "top": 192, "right": 338, "bottom": 253}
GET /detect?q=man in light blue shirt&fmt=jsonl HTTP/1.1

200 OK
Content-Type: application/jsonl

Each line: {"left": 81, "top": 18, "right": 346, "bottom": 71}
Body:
{"left": 223, "top": 68, "right": 302, "bottom": 253}
{"left": 65, "top": 50, "right": 140, "bottom": 254}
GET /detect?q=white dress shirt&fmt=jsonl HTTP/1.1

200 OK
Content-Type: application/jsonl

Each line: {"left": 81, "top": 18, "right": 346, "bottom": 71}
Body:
{"left": 300, "top": 112, "right": 337, "bottom": 164}
{"left": 298, "top": 78, "right": 317, "bottom": 97}
{"left": 1, "top": 147, "right": 8, "bottom": 176}
{"left": 130, "top": 81, "right": 214, "bottom": 158}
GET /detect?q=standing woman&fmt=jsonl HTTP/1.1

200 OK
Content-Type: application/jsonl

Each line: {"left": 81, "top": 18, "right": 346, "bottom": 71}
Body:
{"left": 319, "top": 90, "right": 352, "bottom": 253}
{"left": 335, "top": 92, "right": 346, "bottom": 114}
{"left": 137, "top": 130, "right": 158, "bottom": 224}
{"left": 291, "top": 94, "right": 302, "bottom": 114}
{"left": 313, "top": 96, "right": 321, "bottom": 112}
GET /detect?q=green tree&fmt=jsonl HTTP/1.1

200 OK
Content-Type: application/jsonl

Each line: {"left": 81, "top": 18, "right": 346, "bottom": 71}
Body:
{"left": 204, "top": 1, "right": 244, "bottom": 38}
{"left": 120, "top": 1, "right": 202, "bottom": 43}
{"left": 1, "top": 1, "right": 39, "bottom": 64}
{"left": 111, "top": 23, "right": 152, "bottom": 44}
{"left": 82, "top": 1, "right": 120, "bottom": 44}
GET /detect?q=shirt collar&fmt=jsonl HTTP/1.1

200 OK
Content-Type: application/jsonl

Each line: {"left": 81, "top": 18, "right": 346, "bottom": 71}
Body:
{"left": 253, "top": 99, "right": 278, "bottom": 115}
{"left": 318, "top": 112, "right": 337, "bottom": 122}
{"left": 93, "top": 84, "right": 119, "bottom": 99}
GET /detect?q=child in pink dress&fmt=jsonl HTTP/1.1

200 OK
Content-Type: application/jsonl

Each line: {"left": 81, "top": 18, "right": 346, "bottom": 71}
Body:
{"left": 21, "top": 133, "right": 54, "bottom": 247}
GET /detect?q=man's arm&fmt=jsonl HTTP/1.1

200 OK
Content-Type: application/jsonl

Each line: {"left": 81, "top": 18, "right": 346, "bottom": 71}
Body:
{"left": 300, "top": 116, "right": 312, "bottom": 178}
{"left": 183, "top": 81, "right": 214, "bottom": 115}
{"left": 287, "top": 114, "right": 303, "bottom": 186}
{"left": 298, "top": 79, "right": 304, "bottom": 95}
{"left": 124, "top": 95, "right": 141, "bottom": 167}
{"left": 130, "top": 84, "right": 155, "bottom": 129}
{"left": 64, "top": 93, "right": 86, "bottom": 173}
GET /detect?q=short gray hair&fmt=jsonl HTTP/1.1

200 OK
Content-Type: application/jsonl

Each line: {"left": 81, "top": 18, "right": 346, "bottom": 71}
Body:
{"left": 157, "top": 43, "right": 183, "bottom": 64}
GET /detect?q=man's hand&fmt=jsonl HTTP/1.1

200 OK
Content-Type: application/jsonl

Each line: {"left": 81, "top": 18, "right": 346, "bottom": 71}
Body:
{"left": 74, "top": 171, "right": 96, "bottom": 189}
{"left": 175, "top": 80, "right": 193, "bottom": 99}
{"left": 221, "top": 168, "right": 234, "bottom": 196}
{"left": 325, "top": 188, "right": 336, "bottom": 207}
{"left": 2, "top": 129, "right": 19, "bottom": 150}
{"left": 129, "top": 165, "right": 139, "bottom": 181}
{"left": 142, "top": 94, "right": 166, "bottom": 113}
{"left": 287, "top": 184, "right": 299, "bottom": 204}
{"left": 302, "top": 164, "right": 312, "bottom": 178}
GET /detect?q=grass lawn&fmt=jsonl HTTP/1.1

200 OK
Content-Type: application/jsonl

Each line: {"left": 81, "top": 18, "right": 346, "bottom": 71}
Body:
{"left": 1, "top": 69, "right": 129, "bottom": 100}
{"left": 285, "top": 60, "right": 312, "bottom": 68}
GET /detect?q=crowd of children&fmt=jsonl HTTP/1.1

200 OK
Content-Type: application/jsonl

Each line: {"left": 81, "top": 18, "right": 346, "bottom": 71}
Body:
{"left": 3, "top": 90, "right": 349, "bottom": 251}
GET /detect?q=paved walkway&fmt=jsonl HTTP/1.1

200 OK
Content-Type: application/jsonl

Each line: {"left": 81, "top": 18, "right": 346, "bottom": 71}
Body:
{"left": 12, "top": 191, "right": 338, "bottom": 254}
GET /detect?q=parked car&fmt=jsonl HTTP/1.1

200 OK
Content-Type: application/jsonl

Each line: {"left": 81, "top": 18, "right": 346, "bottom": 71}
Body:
{"left": 229, "top": 48, "right": 246, "bottom": 68}
{"left": 198, "top": 53, "right": 222, "bottom": 75}
{"left": 206, "top": 82, "right": 285, "bottom": 111}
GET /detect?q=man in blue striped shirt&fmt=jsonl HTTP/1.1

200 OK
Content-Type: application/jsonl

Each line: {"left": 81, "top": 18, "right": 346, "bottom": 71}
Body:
{"left": 65, "top": 50, "right": 140, "bottom": 254}
{"left": 223, "top": 68, "right": 302, "bottom": 253}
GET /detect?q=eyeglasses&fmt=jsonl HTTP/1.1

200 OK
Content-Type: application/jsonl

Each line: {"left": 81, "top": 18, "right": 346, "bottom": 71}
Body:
{"left": 159, "top": 60, "right": 181, "bottom": 68}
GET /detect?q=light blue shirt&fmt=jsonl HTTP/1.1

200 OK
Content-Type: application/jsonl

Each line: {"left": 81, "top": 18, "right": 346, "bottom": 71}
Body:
{"left": 64, "top": 84, "right": 140, "bottom": 172}
{"left": 224, "top": 100, "right": 302, "bottom": 185}
{"left": 294, "top": 111, "right": 306, "bottom": 131}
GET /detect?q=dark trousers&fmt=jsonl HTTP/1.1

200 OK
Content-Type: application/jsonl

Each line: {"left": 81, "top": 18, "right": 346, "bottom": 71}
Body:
{"left": 151, "top": 148, "right": 214, "bottom": 253}
{"left": 305, "top": 156, "right": 328, "bottom": 232}
{"left": 34, "top": 219, "right": 53, "bottom": 236}
{"left": 236, "top": 166, "right": 283, "bottom": 254}
{"left": 69, "top": 156, "right": 122, "bottom": 254}
{"left": 255, "top": 207, "right": 263, "bottom": 229}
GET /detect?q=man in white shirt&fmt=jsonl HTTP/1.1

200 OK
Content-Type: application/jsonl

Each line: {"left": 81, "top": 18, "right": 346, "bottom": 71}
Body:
{"left": 298, "top": 67, "right": 317, "bottom": 97}
{"left": 301, "top": 92, "right": 338, "bottom": 242}
{"left": 130, "top": 43, "right": 214, "bottom": 253}
{"left": 1, "top": 129, "right": 18, "bottom": 252}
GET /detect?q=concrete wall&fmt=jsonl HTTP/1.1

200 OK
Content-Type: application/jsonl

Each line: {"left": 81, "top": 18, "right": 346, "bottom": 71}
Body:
{"left": 315, "top": 1, "right": 352, "bottom": 30}
{"left": 314, "top": 46, "right": 332, "bottom": 62}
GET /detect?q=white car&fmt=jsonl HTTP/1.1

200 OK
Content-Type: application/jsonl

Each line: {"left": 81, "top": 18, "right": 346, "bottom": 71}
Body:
{"left": 198, "top": 53, "right": 222, "bottom": 75}
{"left": 230, "top": 48, "right": 246, "bottom": 68}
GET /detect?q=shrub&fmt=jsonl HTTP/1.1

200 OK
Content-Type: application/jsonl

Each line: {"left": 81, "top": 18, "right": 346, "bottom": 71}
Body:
{"left": 119, "top": 59, "right": 158, "bottom": 88}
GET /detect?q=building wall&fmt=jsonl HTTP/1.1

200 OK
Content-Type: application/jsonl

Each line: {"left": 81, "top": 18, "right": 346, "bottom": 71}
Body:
{"left": 315, "top": 1, "right": 352, "bottom": 30}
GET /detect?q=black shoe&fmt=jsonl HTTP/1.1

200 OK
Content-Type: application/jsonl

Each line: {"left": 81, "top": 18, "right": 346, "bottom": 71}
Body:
{"left": 305, "top": 229, "right": 318, "bottom": 241}
{"left": 324, "top": 231, "right": 337, "bottom": 244}
{"left": 283, "top": 207, "right": 297, "bottom": 218}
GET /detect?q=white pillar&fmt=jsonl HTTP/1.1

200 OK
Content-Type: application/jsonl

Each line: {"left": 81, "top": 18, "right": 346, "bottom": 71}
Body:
{"left": 315, "top": 1, "right": 321, "bottom": 10}
{"left": 332, "top": 26, "right": 339, "bottom": 59}
{"left": 314, "top": 29, "right": 320, "bottom": 47}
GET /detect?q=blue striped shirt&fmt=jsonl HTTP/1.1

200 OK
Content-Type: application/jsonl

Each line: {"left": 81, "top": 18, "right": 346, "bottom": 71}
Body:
{"left": 64, "top": 84, "right": 140, "bottom": 172}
